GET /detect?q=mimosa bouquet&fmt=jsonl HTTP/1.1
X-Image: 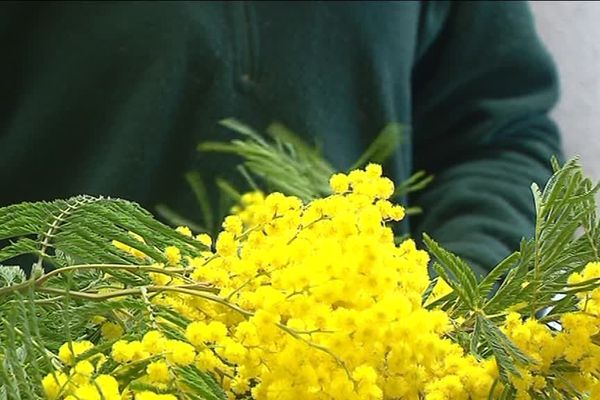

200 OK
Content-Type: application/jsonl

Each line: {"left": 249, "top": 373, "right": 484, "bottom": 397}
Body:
{"left": 1, "top": 121, "right": 598, "bottom": 400}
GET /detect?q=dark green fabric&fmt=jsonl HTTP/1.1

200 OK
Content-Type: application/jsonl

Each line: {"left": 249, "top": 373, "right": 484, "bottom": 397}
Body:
{"left": 0, "top": 1, "right": 562, "bottom": 276}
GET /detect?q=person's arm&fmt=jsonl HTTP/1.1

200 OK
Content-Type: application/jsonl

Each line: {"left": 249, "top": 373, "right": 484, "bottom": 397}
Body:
{"left": 410, "top": 1, "right": 563, "bottom": 277}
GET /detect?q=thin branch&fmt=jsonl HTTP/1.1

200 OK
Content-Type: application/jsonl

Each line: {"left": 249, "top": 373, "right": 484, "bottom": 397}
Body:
{"left": 0, "top": 264, "right": 198, "bottom": 297}
{"left": 37, "top": 285, "right": 251, "bottom": 317}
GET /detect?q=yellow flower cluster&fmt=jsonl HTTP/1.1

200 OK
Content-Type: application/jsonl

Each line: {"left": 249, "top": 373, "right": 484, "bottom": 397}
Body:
{"left": 42, "top": 341, "right": 121, "bottom": 400}
{"left": 42, "top": 370, "right": 121, "bottom": 400}
{"left": 502, "top": 262, "right": 600, "bottom": 399}
{"left": 147, "top": 164, "right": 497, "bottom": 399}
{"left": 41, "top": 332, "right": 194, "bottom": 399}
{"left": 42, "top": 164, "right": 600, "bottom": 400}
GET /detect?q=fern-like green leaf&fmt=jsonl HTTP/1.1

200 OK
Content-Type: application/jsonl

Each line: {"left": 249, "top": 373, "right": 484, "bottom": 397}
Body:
{"left": 477, "top": 314, "right": 532, "bottom": 384}
{"left": 0, "top": 196, "right": 208, "bottom": 270}
{"left": 424, "top": 233, "right": 480, "bottom": 309}
{"left": 483, "top": 158, "right": 600, "bottom": 316}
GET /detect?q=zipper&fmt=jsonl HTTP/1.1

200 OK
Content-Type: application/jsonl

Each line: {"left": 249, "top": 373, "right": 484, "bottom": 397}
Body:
{"left": 232, "top": 1, "right": 260, "bottom": 92}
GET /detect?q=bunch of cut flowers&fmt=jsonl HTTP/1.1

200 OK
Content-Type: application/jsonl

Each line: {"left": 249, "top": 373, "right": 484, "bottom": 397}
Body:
{"left": 0, "top": 121, "right": 598, "bottom": 400}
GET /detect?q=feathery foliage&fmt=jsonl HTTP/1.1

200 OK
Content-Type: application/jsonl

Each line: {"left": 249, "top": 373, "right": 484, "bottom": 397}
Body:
{"left": 424, "top": 157, "right": 600, "bottom": 391}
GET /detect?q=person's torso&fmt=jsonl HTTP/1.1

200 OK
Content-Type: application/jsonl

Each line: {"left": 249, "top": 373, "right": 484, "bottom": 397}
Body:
{"left": 0, "top": 1, "right": 427, "bottom": 228}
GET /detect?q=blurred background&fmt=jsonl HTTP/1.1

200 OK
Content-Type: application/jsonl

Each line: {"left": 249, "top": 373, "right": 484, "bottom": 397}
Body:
{"left": 531, "top": 1, "right": 600, "bottom": 184}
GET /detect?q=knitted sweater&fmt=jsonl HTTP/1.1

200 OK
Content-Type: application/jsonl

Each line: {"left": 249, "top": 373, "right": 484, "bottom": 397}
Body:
{"left": 0, "top": 1, "right": 562, "bottom": 275}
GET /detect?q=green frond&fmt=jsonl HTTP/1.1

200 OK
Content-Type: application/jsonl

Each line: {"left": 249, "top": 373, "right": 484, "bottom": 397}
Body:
{"left": 482, "top": 158, "right": 600, "bottom": 316}
{"left": 0, "top": 196, "right": 208, "bottom": 271}
{"left": 199, "top": 119, "right": 335, "bottom": 201}
{"left": 477, "top": 314, "right": 532, "bottom": 384}
{"left": 423, "top": 233, "right": 480, "bottom": 310}
{"left": 177, "top": 366, "right": 227, "bottom": 400}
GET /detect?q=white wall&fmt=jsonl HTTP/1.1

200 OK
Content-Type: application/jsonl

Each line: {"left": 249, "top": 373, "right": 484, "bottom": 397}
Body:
{"left": 530, "top": 1, "right": 600, "bottom": 183}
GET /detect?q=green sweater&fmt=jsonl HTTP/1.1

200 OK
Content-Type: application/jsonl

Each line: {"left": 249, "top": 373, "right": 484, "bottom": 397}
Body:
{"left": 0, "top": 1, "right": 562, "bottom": 276}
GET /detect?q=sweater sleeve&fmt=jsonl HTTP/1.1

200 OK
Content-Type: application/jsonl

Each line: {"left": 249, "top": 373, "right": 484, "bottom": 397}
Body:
{"left": 409, "top": 1, "right": 563, "bottom": 277}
